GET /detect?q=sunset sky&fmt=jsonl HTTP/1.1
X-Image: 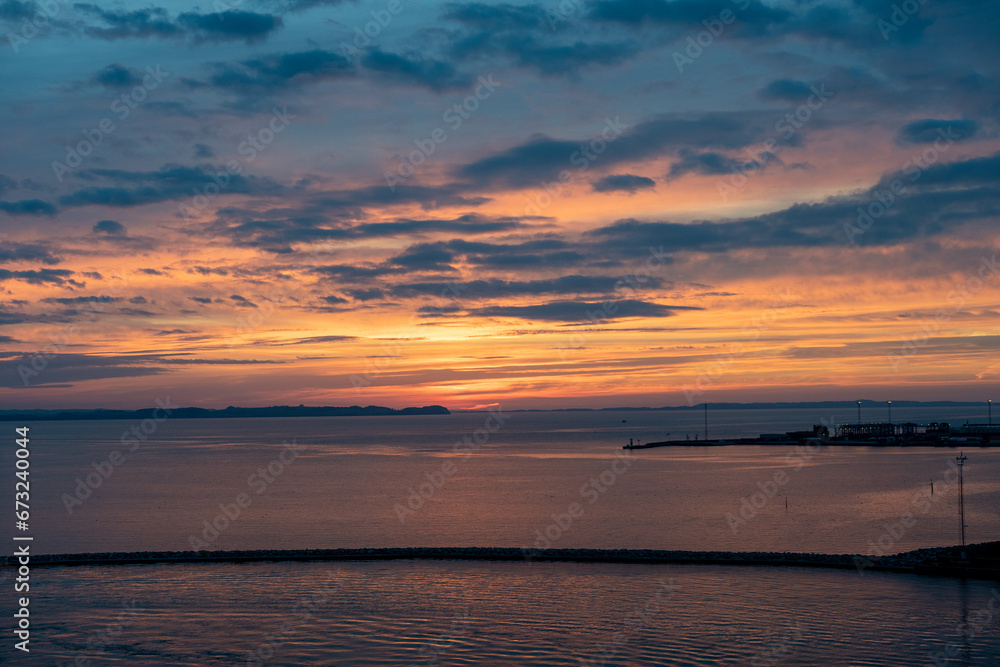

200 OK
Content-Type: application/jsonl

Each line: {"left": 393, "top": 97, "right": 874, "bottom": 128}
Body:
{"left": 1, "top": 0, "right": 998, "bottom": 410}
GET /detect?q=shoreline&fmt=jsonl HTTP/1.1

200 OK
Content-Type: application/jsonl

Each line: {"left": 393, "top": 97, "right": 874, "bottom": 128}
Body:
{"left": 4, "top": 544, "right": 999, "bottom": 580}
{"left": 624, "top": 440, "right": 999, "bottom": 449}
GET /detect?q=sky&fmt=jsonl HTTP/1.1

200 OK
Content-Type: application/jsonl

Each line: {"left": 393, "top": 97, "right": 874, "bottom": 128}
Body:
{"left": 0, "top": 0, "right": 998, "bottom": 410}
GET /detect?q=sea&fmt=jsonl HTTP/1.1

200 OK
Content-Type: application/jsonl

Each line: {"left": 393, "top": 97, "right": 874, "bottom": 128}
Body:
{"left": 5, "top": 406, "right": 1000, "bottom": 665}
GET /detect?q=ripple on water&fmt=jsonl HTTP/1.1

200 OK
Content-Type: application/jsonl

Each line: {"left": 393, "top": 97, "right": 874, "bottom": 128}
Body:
{"left": 13, "top": 559, "right": 1000, "bottom": 666}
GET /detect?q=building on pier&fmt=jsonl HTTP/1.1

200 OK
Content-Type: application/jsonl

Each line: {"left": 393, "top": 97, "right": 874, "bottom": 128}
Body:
{"left": 835, "top": 422, "right": 916, "bottom": 439}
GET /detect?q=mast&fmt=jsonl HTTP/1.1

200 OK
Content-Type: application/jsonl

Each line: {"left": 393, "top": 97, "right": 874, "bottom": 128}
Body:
{"left": 957, "top": 452, "right": 968, "bottom": 559}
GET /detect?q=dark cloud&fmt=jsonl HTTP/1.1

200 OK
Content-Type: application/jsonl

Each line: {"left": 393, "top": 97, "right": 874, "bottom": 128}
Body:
{"left": 585, "top": 0, "right": 987, "bottom": 49}
{"left": 584, "top": 0, "right": 930, "bottom": 47}
{"left": 259, "top": 0, "right": 351, "bottom": 11}
{"left": 0, "top": 0, "right": 37, "bottom": 20}
{"left": 159, "top": 357, "right": 284, "bottom": 365}
{"left": 0, "top": 269, "right": 74, "bottom": 285}
{"left": 74, "top": 4, "right": 179, "bottom": 40}
{"left": 312, "top": 264, "right": 406, "bottom": 281}
{"left": 193, "top": 143, "right": 215, "bottom": 159}
{"left": 1, "top": 353, "right": 166, "bottom": 387}
{"left": 59, "top": 164, "right": 283, "bottom": 209}
{"left": 0, "top": 352, "right": 283, "bottom": 388}
{"left": 758, "top": 79, "right": 813, "bottom": 102}
{"left": 137, "top": 268, "right": 165, "bottom": 275}
{"left": 0, "top": 242, "right": 61, "bottom": 265}
{"left": 346, "top": 288, "right": 385, "bottom": 301}
{"left": 666, "top": 149, "right": 766, "bottom": 180}
{"left": 878, "top": 150, "right": 1000, "bottom": 190}
{"left": 176, "top": 11, "right": 282, "bottom": 44}
{"left": 230, "top": 294, "right": 257, "bottom": 307}
{"left": 392, "top": 274, "right": 665, "bottom": 299}
{"left": 350, "top": 213, "right": 524, "bottom": 237}
{"left": 74, "top": 5, "right": 283, "bottom": 43}
{"left": 197, "top": 49, "right": 354, "bottom": 93}
{"left": 358, "top": 238, "right": 588, "bottom": 273}
{"left": 390, "top": 243, "right": 457, "bottom": 271}
{"left": 444, "top": 3, "right": 640, "bottom": 75}
{"left": 0, "top": 199, "right": 57, "bottom": 216}
{"left": 592, "top": 151, "right": 1000, "bottom": 251}
{"left": 476, "top": 250, "right": 586, "bottom": 267}
{"left": 897, "top": 119, "right": 980, "bottom": 145}
{"left": 0, "top": 308, "right": 36, "bottom": 326}
{"left": 189, "top": 266, "right": 229, "bottom": 276}
{"left": 442, "top": 2, "right": 552, "bottom": 30}
{"left": 440, "top": 238, "right": 586, "bottom": 267}
{"left": 322, "top": 295, "right": 349, "bottom": 305}
{"left": 189, "top": 297, "right": 213, "bottom": 304}
{"left": 466, "top": 299, "right": 700, "bottom": 322}
{"left": 93, "top": 219, "right": 127, "bottom": 235}
{"left": 496, "top": 36, "right": 639, "bottom": 76}
{"left": 193, "top": 47, "right": 471, "bottom": 94}
{"left": 264, "top": 334, "right": 358, "bottom": 346}
{"left": 455, "top": 112, "right": 783, "bottom": 189}
{"left": 593, "top": 174, "right": 656, "bottom": 193}
{"left": 90, "top": 63, "right": 143, "bottom": 89}
{"left": 360, "top": 49, "right": 472, "bottom": 91}
{"left": 418, "top": 304, "right": 463, "bottom": 316}
{"left": 587, "top": 0, "right": 792, "bottom": 31}
{"left": 209, "top": 211, "right": 524, "bottom": 253}
{"left": 42, "top": 295, "right": 122, "bottom": 305}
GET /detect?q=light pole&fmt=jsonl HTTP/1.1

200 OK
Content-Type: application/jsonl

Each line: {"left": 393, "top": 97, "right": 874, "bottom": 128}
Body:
{"left": 989, "top": 399, "right": 992, "bottom": 426}
{"left": 887, "top": 400, "right": 892, "bottom": 425}
{"left": 704, "top": 403, "right": 708, "bottom": 441}
{"left": 957, "top": 452, "right": 968, "bottom": 559}
{"left": 857, "top": 400, "right": 861, "bottom": 424}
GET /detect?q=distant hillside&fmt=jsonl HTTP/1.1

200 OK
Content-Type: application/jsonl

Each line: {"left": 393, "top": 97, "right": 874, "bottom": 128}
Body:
{"left": 502, "top": 400, "right": 989, "bottom": 412}
{"left": 0, "top": 405, "right": 450, "bottom": 421}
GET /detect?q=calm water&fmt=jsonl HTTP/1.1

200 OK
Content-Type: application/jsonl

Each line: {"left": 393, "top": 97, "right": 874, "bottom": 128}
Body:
{"left": 6, "top": 408, "right": 1000, "bottom": 664}
{"left": 11, "top": 561, "right": 1000, "bottom": 665}
{"left": 24, "top": 407, "right": 1000, "bottom": 554}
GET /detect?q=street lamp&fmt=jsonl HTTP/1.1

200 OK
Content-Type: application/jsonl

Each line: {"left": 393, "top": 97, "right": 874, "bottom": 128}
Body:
{"left": 989, "top": 399, "right": 993, "bottom": 426}
{"left": 887, "top": 400, "right": 892, "bottom": 425}
{"left": 857, "top": 400, "right": 862, "bottom": 424}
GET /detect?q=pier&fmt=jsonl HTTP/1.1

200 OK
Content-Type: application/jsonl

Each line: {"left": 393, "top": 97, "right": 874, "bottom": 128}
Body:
{"left": 624, "top": 422, "right": 1000, "bottom": 449}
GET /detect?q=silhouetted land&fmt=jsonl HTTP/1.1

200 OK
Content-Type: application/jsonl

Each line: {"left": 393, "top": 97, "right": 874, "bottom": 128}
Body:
{"left": 0, "top": 405, "right": 450, "bottom": 421}
{"left": 6, "top": 542, "right": 1000, "bottom": 581}
{"left": 501, "top": 400, "right": 990, "bottom": 412}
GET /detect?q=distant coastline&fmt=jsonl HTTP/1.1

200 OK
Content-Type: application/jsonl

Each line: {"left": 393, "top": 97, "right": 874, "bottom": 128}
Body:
{"left": 6, "top": 543, "right": 999, "bottom": 581}
{"left": 0, "top": 404, "right": 450, "bottom": 422}
{"left": 3, "top": 400, "right": 990, "bottom": 421}
{"left": 492, "top": 400, "right": 992, "bottom": 412}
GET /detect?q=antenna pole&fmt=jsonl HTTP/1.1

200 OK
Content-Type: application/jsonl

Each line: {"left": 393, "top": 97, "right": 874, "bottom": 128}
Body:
{"left": 957, "top": 452, "right": 968, "bottom": 559}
